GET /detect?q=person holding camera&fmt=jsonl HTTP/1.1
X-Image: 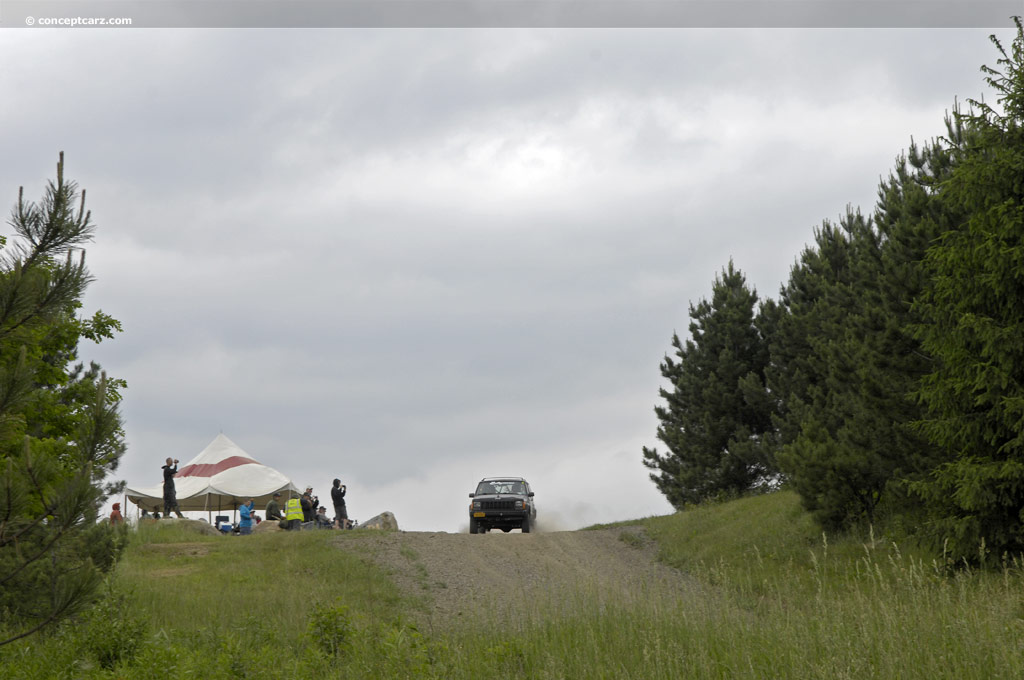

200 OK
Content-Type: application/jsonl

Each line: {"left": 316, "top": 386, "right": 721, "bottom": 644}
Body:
{"left": 300, "top": 486, "right": 318, "bottom": 523}
{"left": 332, "top": 478, "right": 348, "bottom": 529}
{"left": 162, "top": 457, "right": 185, "bottom": 518}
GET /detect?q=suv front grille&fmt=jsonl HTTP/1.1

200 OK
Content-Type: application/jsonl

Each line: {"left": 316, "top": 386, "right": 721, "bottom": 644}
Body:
{"left": 482, "top": 500, "right": 516, "bottom": 510}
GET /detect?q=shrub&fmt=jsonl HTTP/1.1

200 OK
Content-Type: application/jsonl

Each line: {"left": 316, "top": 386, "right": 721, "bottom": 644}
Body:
{"left": 73, "top": 588, "right": 146, "bottom": 670}
{"left": 306, "top": 599, "right": 353, "bottom": 658}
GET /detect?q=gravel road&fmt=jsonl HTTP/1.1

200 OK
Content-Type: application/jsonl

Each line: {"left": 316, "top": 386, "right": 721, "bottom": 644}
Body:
{"left": 343, "top": 525, "right": 695, "bottom": 632}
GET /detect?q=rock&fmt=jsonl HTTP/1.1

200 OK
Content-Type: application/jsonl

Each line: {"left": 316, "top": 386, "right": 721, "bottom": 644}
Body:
{"left": 358, "top": 511, "right": 399, "bottom": 531}
{"left": 168, "top": 518, "right": 220, "bottom": 536}
{"left": 253, "top": 519, "right": 283, "bottom": 533}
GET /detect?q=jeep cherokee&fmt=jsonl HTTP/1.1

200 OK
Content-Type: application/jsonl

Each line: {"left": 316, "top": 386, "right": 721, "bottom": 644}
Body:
{"left": 468, "top": 477, "right": 536, "bottom": 533}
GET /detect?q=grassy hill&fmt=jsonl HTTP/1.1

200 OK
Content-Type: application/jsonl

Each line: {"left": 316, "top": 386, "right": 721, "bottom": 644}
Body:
{"left": 2, "top": 491, "right": 1023, "bottom": 678}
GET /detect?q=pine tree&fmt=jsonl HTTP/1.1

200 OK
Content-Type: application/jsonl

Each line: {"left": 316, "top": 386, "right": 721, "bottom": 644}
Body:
{"left": 867, "top": 132, "right": 966, "bottom": 505}
{"left": 909, "top": 19, "right": 1024, "bottom": 561}
{"left": 0, "top": 153, "right": 126, "bottom": 645}
{"left": 774, "top": 136, "right": 962, "bottom": 527}
{"left": 770, "top": 126, "right": 965, "bottom": 530}
{"left": 771, "top": 210, "right": 886, "bottom": 528}
{"left": 643, "top": 261, "right": 775, "bottom": 507}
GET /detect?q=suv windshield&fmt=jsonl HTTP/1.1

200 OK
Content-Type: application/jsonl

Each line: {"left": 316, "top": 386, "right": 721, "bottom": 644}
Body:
{"left": 476, "top": 480, "right": 526, "bottom": 495}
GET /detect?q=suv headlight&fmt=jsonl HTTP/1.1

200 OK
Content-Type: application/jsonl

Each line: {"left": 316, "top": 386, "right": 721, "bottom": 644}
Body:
{"left": 515, "top": 500, "right": 524, "bottom": 509}
{"left": 472, "top": 500, "right": 481, "bottom": 510}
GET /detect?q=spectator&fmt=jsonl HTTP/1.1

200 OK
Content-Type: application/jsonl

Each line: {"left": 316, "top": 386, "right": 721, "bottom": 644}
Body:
{"left": 331, "top": 478, "right": 348, "bottom": 529}
{"left": 265, "top": 492, "right": 283, "bottom": 522}
{"left": 109, "top": 502, "right": 124, "bottom": 525}
{"left": 315, "top": 506, "right": 333, "bottom": 529}
{"left": 238, "top": 499, "right": 255, "bottom": 535}
{"left": 284, "top": 495, "right": 303, "bottom": 530}
{"left": 161, "top": 457, "right": 185, "bottom": 518}
{"left": 300, "top": 487, "right": 315, "bottom": 523}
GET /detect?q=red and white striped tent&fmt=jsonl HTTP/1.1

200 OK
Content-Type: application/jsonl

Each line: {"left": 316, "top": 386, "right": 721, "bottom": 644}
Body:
{"left": 125, "top": 433, "right": 302, "bottom": 515}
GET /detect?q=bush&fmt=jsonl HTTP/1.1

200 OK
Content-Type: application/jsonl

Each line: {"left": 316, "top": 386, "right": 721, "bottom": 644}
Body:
{"left": 306, "top": 599, "right": 353, "bottom": 658}
{"left": 73, "top": 588, "right": 147, "bottom": 670}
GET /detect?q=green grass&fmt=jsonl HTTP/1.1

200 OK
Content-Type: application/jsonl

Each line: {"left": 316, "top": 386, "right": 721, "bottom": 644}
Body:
{"left": 3, "top": 493, "right": 1024, "bottom": 678}
{"left": 449, "top": 492, "right": 1024, "bottom": 679}
{"left": 0, "top": 523, "right": 409, "bottom": 678}
{"left": 119, "top": 523, "right": 401, "bottom": 640}
{"left": 633, "top": 492, "right": 1024, "bottom": 678}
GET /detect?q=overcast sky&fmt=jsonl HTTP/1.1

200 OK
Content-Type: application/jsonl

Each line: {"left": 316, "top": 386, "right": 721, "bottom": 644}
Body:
{"left": 0, "top": 20, "right": 1014, "bottom": 531}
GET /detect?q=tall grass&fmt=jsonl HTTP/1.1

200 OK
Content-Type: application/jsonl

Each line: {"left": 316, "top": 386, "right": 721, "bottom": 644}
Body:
{"left": 3, "top": 494, "right": 1024, "bottom": 678}
{"left": 0, "top": 522, "right": 407, "bottom": 678}
{"left": 442, "top": 492, "right": 1024, "bottom": 679}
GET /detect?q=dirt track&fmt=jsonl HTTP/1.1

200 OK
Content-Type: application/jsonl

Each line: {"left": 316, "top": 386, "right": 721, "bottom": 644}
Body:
{"left": 344, "top": 525, "right": 694, "bottom": 631}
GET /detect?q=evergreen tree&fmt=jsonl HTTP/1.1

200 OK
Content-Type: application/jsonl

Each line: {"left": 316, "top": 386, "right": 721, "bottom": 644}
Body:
{"left": 0, "top": 154, "right": 126, "bottom": 645}
{"left": 909, "top": 19, "right": 1024, "bottom": 561}
{"left": 866, "top": 132, "right": 966, "bottom": 507}
{"left": 771, "top": 125, "right": 965, "bottom": 531}
{"left": 643, "top": 261, "right": 775, "bottom": 507}
{"left": 771, "top": 210, "right": 884, "bottom": 528}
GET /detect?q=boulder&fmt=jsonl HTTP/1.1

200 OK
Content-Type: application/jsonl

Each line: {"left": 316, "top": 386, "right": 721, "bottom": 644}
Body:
{"left": 357, "top": 511, "right": 398, "bottom": 531}
{"left": 253, "top": 519, "right": 283, "bottom": 533}
{"left": 187, "top": 519, "right": 221, "bottom": 536}
{"left": 153, "top": 518, "right": 220, "bottom": 536}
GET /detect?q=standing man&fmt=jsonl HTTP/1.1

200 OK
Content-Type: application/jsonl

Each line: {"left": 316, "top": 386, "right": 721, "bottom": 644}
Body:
{"left": 238, "top": 499, "right": 255, "bottom": 535}
{"left": 162, "top": 457, "right": 185, "bottom": 518}
{"left": 331, "top": 478, "right": 348, "bottom": 529}
{"left": 300, "top": 487, "right": 316, "bottom": 523}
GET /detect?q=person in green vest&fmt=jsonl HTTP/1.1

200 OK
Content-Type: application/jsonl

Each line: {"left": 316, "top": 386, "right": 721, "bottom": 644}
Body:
{"left": 284, "top": 495, "right": 303, "bottom": 531}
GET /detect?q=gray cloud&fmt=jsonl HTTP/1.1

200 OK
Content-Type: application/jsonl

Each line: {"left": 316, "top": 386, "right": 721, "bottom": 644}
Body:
{"left": 1, "top": 26, "right": 1012, "bottom": 530}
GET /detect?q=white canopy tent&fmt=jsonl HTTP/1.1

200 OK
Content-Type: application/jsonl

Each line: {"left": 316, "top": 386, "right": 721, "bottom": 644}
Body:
{"left": 125, "top": 433, "right": 301, "bottom": 517}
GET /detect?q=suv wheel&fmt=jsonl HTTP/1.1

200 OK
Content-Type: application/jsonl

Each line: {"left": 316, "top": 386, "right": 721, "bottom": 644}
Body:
{"left": 521, "top": 516, "right": 531, "bottom": 533}
{"left": 469, "top": 518, "right": 478, "bottom": 534}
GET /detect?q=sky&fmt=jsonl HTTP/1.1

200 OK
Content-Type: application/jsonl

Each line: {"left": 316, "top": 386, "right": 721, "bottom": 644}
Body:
{"left": 0, "top": 14, "right": 1016, "bottom": 532}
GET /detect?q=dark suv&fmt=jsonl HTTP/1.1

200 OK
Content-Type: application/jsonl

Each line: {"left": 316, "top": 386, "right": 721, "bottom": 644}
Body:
{"left": 468, "top": 477, "right": 536, "bottom": 534}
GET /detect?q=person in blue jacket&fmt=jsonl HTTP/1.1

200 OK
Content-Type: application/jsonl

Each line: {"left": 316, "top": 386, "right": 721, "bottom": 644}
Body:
{"left": 238, "top": 499, "right": 256, "bottom": 535}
